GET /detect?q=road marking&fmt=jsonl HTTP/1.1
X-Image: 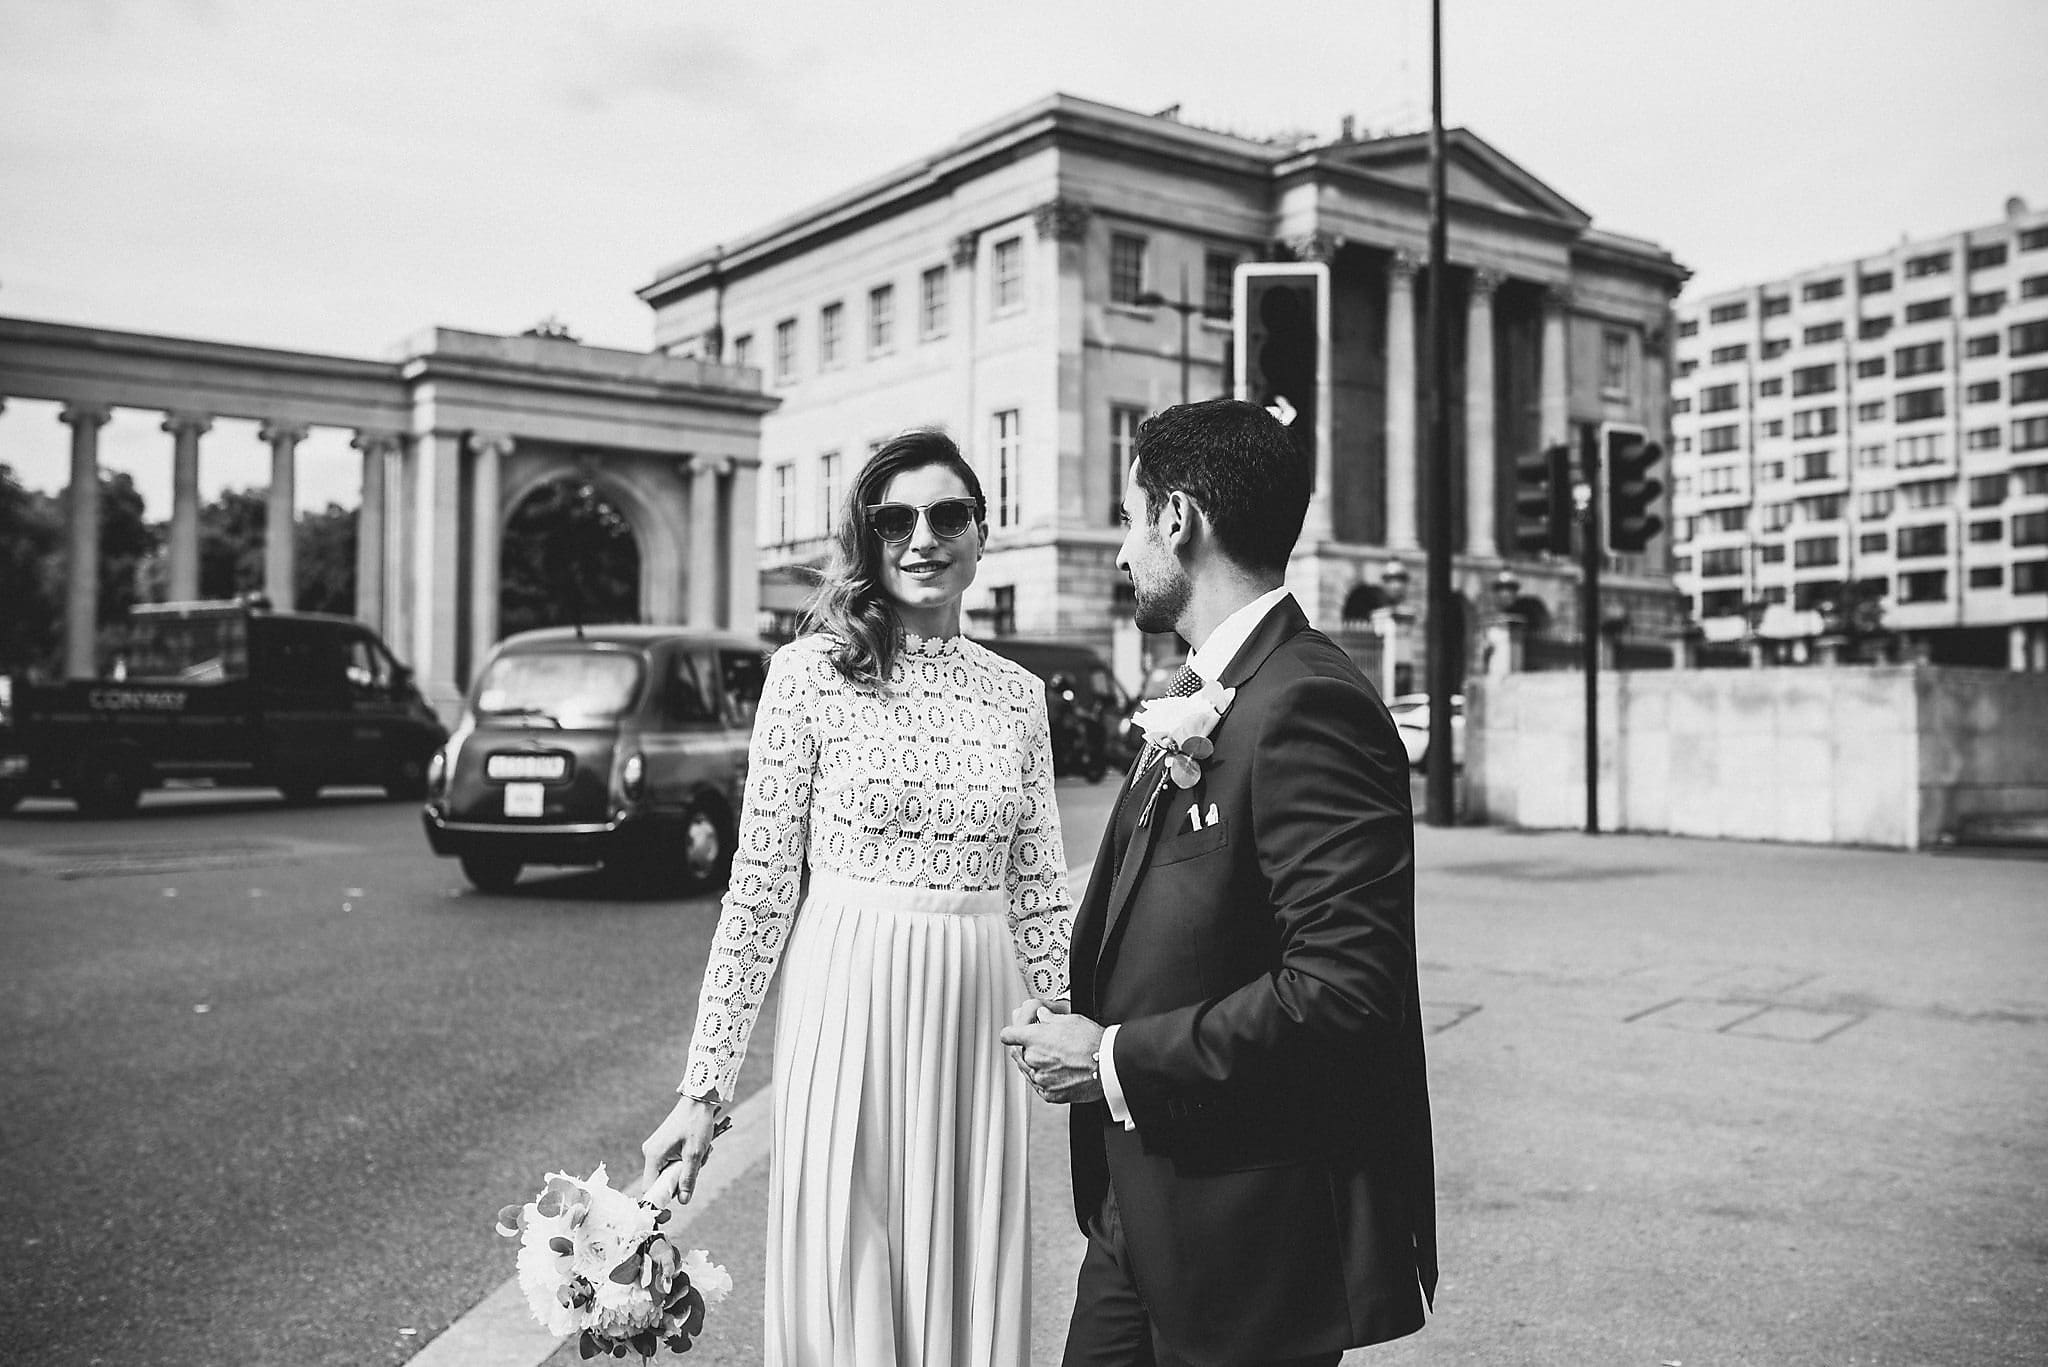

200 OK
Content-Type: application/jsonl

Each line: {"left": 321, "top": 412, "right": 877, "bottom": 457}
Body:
{"left": 413, "top": 860, "right": 1096, "bottom": 1366}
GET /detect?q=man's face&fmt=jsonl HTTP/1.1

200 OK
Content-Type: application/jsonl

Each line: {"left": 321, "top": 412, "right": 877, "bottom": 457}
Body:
{"left": 1115, "top": 463, "right": 1190, "bottom": 636}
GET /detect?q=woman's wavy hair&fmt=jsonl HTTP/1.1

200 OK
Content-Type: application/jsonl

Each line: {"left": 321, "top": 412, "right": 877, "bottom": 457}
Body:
{"left": 801, "top": 428, "right": 987, "bottom": 688}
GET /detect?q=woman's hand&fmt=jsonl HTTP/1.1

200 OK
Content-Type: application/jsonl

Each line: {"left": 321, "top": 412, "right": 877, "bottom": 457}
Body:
{"left": 641, "top": 1095, "right": 724, "bottom": 1206}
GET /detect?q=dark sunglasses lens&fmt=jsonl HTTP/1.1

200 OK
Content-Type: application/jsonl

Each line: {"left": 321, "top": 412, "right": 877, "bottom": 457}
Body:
{"left": 927, "top": 501, "right": 975, "bottom": 538}
{"left": 872, "top": 506, "right": 917, "bottom": 542}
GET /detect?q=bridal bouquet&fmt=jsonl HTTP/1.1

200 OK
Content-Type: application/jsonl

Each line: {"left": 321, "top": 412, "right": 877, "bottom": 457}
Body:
{"left": 495, "top": 1164, "right": 733, "bottom": 1360}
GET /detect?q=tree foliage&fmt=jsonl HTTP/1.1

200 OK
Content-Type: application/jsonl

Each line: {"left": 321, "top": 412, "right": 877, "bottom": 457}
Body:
{"left": 499, "top": 479, "right": 640, "bottom": 638}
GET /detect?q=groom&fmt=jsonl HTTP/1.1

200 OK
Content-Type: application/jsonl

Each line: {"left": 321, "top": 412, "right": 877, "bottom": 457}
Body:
{"left": 1004, "top": 399, "right": 1436, "bottom": 1367}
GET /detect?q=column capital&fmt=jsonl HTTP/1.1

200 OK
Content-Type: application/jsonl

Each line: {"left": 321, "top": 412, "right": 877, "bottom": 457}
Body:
{"left": 1032, "top": 198, "right": 1092, "bottom": 243}
{"left": 692, "top": 453, "right": 736, "bottom": 480}
{"left": 1287, "top": 230, "right": 1344, "bottom": 264}
{"left": 258, "top": 421, "right": 308, "bottom": 448}
{"left": 951, "top": 230, "right": 980, "bottom": 269}
{"left": 1388, "top": 249, "right": 1423, "bottom": 282}
{"left": 1469, "top": 267, "right": 1507, "bottom": 299}
{"left": 60, "top": 402, "right": 113, "bottom": 430}
{"left": 350, "top": 429, "right": 404, "bottom": 456}
{"left": 162, "top": 411, "right": 213, "bottom": 437}
{"left": 469, "top": 431, "right": 515, "bottom": 460}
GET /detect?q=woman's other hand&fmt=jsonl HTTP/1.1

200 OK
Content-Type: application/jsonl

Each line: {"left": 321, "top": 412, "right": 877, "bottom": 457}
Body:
{"left": 641, "top": 1095, "right": 724, "bottom": 1206}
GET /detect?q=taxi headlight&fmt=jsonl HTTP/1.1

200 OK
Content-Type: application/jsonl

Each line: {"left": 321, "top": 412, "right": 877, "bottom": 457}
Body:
{"left": 621, "top": 752, "right": 645, "bottom": 799}
{"left": 425, "top": 748, "right": 448, "bottom": 794}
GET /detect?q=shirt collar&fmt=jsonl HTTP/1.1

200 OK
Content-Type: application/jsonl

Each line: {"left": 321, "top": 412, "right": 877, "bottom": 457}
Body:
{"left": 1185, "top": 587, "right": 1294, "bottom": 684}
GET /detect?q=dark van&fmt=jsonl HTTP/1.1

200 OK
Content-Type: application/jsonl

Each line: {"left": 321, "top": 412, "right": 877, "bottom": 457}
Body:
{"left": 420, "top": 626, "right": 769, "bottom": 893}
{"left": 971, "top": 638, "right": 1136, "bottom": 780}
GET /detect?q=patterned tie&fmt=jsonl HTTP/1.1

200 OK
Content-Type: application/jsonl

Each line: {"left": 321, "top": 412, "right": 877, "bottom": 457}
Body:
{"left": 1165, "top": 663, "right": 1203, "bottom": 698}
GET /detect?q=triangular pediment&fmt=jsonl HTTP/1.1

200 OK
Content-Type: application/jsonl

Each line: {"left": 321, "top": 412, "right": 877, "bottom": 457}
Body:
{"left": 1314, "top": 129, "right": 1591, "bottom": 227}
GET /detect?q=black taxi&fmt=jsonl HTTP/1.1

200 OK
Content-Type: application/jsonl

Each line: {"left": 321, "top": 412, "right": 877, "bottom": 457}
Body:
{"left": 420, "top": 626, "right": 769, "bottom": 893}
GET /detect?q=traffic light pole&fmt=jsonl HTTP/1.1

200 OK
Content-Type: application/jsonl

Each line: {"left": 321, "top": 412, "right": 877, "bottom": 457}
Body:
{"left": 1578, "top": 421, "right": 1601, "bottom": 835}
{"left": 1422, "top": 0, "right": 1456, "bottom": 827}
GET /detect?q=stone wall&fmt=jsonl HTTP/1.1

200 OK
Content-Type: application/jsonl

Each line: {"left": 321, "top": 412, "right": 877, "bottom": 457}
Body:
{"left": 1467, "top": 666, "right": 2048, "bottom": 849}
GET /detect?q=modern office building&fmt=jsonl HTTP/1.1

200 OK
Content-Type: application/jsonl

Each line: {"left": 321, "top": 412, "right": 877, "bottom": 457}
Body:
{"left": 640, "top": 94, "right": 1688, "bottom": 687}
{"left": 1671, "top": 198, "right": 2048, "bottom": 670}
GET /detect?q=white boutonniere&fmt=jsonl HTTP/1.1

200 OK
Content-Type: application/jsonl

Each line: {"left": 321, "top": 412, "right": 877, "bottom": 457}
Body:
{"left": 1132, "top": 678, "right": 1236, "bottom": 790}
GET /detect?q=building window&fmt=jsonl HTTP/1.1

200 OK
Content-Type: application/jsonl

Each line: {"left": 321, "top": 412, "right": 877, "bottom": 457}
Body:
{"left": 1904, "top": 251, "right": 1952, "bottom": 278}
{"left": 1699, "top": 547, "right": 1745, "bottom": 577}
{"left": 1969, "top": 473, "right": 2007, "bottom": 507}
{"left": 1967, "top": 427, "right": 2003, "bottom": 450}
{"left": 2018, "top": 464, "right": 2048, "bottom": 493}
{"left": 1674, "top": 553, "right": 1694, "bottom": 574}
{"left": 1677, "top": 318, "right": 1700, "bottom": 337}
{"left": 1796, "top": 449, "right": 1835, "bottom": 482}
{"left": 2023, "top": 275, "right": 2048, "bottom": 299}
{"left": 1792, "top": 407, "right": 1839, "bottom": 439}
{"left": 1709, "top": 301, "right": 1748, "bottom": 324}
{"left": 1759, "top": 542, "right": 1788, "bottom": 563}
{"left": 868, "top": 284, "right": 895, "bottom": 354}
{"left": 1672, "top": 397, "right": 1693, "bottom": 414}
{"left": 730, "top": 333, "right": 755, "bottom": 369}
{"left": 1802, "top": 322, "right": 1844, "bottom": 345}
{"left": 1898, "top": 569, "right": 1948, "bottom": 603}
{"left": 1762, "top": 338, "right": 1792, "bottom": 359}
{"left": 992, "top": 408, "right": 1021, "bottom": 527}
{"left": 818, "top": 451, "right": 841, "bottom": 535}
{"left": 1760, "top": 502, "right": 1793, "bottom": 531}
{"left": 1794, "top": 536, "right": 1840, "bottom": 568}
{"left": 1791, "top": 363, "right": 1837, "bottom": 396}
{"left": 1109, "top": 404, "right": 1143, "bottom": 523}
{"left": 1968, "top": 290, "right": 2006, "bottom": 317}
{"left": 2023, "top": 227, "right": 2048, "bottom": 252}
{"left": 1603, "top": 330, "right": 1631, "bottom": 392}
{"left": 1859, "top": 316, "right": 1893, "bottom": 340}
{"left": 1757, "top": 376, "right": 1785, "bottom": 396}
{"left": 1861, "top": 531, "right": 1890, "bottom": 554}
{"left": 774, "top": 318, "right": 798, "bottom": 383}
{"left": 1896, "top": 524, "right": 1948, "bottom": 558}
{"left": 1699, "top": 383, "right": 1740, "bottom": 413}
{"left": 1856, "top": 443, "right": 1888, "bottom": 468}
{"left": 1110, "top": 232, "right": 1148, "bottom": 306}
{"left": 1967, "top": 380, "right": 2002, "bottom": 404}
{"left": 1763, "top": 295, "right": 1791, "bottom": 317}
{"left": 1898, "top": 478, "right": 1955, "bottom": 510}
{"left": 1969, "top": 566, "right": 2005, "bottom": 590}
{"left": 1797, "top": 493, "right": 1844, "bottom": 522}
{"left": 1904, "top": 298, "right": 1952, "bottom": 323}
{"left": 914, "top": 268, "right": 950, "bottom": 344}
{"left": 1707, "top": 506, "right": 1747, "bottom": 532}
{"left": 988, "top": 585, "right": 1016, "bottom": 637}
{"left": 1855, "top": 399, "right": 1886, "bottom": 422}
{"left": 2019, "top": 561, "right": 2048, "bottom": 595}
{"left": 1859, "top": 270, "right": 1893, "bottom": 294}
{"left": 1699, "top": 464, "right": 1742, "bottom": 495}
{"left": 1802, "top": 277, "right": 1844, "bottom": 301}
{"left": 1968, "top": 518, "right": 2003, "bottom": 542}
{"left": 1895, "top": 341, "right": 1945, "bottom": 377}
{"left": 1701, "top": 588, "right": 1747, "bottom": 617}
{"left": 819, "top": 301, "right": 845, "bottom": 368}
{"left": 991, "top": 236, "right": 1023, "bottom": 312}
{"left": 1792, "top": 581, "right": 1841, "bottom": 612}
{"left": 1970, "top": 243, "right": 2009, "bottom": 271}
{"left": 1895, "top": 388, "right": 1946, "bottom": 423}
{"left": 1700, "top": 424, "right": 1741, "bottom": 454}
{"left": 772, "top": 462, "right": 796, "bottom": 545}
{"left": 1204, "top": 251, "right": 1237, "bottom": 318}
{"left": 1858, "top": 489, "right": 1894, "bottom": 519}
{"left": 2015, "top": 511, "right": 2048, "bottom": 548}
{"left": 1760, "top": 457, "right": 1787, "bottom": 479}
{"left": 1708, "top": 343, "right": 1747, "bottom": 365}
{"left": 2012, "top": 321, "right": 2048, "bottom": 357}
{"left": 1968, "top": 334, "right": 2002, "bottom": 358}
{"left": 2017, "top": 418, "right": 2048, "bottom": 452}
{"left": 2016, "top": 368, "right": 2048, "bottom": 405}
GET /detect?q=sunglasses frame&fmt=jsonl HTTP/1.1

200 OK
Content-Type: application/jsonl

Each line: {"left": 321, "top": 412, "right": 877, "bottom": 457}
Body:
{"left": 866, "top": 498, "right": 981, "bottom": 545}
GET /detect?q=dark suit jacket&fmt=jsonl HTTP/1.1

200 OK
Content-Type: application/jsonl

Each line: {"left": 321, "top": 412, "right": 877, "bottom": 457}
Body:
{"left": 1069, "top": 597, "right": 1436, "bottom": 1365}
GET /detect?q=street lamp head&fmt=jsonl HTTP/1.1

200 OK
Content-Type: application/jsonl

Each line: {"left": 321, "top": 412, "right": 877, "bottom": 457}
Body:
{"left": 1379, "top": 558, "right": 1412, "bottom": 605}
{"left": 1490, "top": 568, "right": 1521, "bottom": 612}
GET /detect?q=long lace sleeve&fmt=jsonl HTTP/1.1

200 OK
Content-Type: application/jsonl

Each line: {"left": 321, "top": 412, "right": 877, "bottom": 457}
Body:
{"left": 678, "top": 643, "right": 820, "bottom": 1101}
{"left": 1004, "top": 690, "right": 1072, "bottom": 1000}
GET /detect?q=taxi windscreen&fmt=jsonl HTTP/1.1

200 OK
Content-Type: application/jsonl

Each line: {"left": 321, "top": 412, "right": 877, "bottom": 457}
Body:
{"left": 472, "top": 650, "right": 643, "bottom": 725}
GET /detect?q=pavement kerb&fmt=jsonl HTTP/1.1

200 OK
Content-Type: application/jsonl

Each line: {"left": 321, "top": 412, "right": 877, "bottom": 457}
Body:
{"left": 413, "top": 860, "right": 1095, "bottom": 1367}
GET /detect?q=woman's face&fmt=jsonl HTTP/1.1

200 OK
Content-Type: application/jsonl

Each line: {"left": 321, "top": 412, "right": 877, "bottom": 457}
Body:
{"left": 871, "top": 463, "right": 983, "bottom": 630}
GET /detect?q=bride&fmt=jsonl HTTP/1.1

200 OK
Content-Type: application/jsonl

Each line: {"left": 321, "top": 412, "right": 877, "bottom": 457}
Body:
{"left": 642, "top": 429, "right": 1072, "bottom": 1366}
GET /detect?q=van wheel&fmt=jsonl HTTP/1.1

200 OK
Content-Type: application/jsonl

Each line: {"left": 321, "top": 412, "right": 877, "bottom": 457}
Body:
{"left": 69, "top": 752, "right": 143, "bottom": 817}
{"left": 279, "top": 779, "right": 322, "bottom": 806}
{"left": 460, "top": 854, "right": 522, "bottom": 893}
{"left": 679, "top": 799, "right": 733, "bottom": 892}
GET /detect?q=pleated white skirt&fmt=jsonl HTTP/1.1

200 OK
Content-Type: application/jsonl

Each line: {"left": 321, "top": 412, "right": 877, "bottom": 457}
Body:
{"left": 766, "top": 869, "right": 1031, "bottom": 1367}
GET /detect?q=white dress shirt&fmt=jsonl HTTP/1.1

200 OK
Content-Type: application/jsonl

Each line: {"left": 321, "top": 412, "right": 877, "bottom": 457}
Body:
{"left": 1099, "top": 586, "right": 1294, "bottom": 1128}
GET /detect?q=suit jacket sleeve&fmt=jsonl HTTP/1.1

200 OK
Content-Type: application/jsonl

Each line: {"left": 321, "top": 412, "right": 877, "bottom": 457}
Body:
{"left": 1109, "top": 670, "right": 1416, "bottom": 1109}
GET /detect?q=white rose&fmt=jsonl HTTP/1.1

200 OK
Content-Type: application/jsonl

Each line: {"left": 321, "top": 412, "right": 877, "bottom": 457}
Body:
{"left": 1132, "top": 680, "right": 1235, "bottom": 750}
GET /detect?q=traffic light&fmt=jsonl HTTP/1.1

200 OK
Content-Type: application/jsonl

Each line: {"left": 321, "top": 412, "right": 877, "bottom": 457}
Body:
{"left": 1234, "top": 262, "right": 1327, "bottom": 471}
{"left": 1513, "top": 442, "right": 1573, "bottom": 556}
{"left": 1603, "top": 424, "right": 1665, "bottom": 554}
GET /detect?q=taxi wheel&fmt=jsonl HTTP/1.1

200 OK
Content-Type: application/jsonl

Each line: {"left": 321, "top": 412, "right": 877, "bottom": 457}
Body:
{"left": 679, "top": 799, "right": 733, "bottom": 892}
{"left": 460, "top": 854, "right": 522, "bottom": 893}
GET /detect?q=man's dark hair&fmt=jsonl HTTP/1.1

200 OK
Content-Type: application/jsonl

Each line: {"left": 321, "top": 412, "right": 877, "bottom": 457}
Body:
{"left": 1132, "top": 398, "right": 1311, "bottom": 573}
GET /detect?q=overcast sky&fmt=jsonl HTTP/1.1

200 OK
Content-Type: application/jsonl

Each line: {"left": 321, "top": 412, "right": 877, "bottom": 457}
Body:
{"left": 3, "top": 0, "right": 2043, "bottom": 515}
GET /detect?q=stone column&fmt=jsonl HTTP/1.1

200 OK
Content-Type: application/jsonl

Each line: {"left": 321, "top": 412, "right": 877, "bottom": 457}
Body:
{"left": 59, "top": 403, "right": 112, "bottom": 678}
{"left": 1385, "top": 252, "right": 1420, "bottom": 550}
{"left": 411, "top": 429, "right": 464, "bottom": 716}
{"left": 952, "top": 231, "right": 980, "bottom": 457}
{"left": 350, "top": 431, "right": 400, "bottom": 637}
{"left": 468, "top": 432, "right": 512, "bottom": 676}
{"left": 1290, "top": 233, "right": 1342, "bottom": 544}
{"left": 1034, "top": 199, "right": 1093, "bottom": 524}
{"left": 163, "top": 413, "right": 211, "bottom": 602}
{"left": 725, "top": 458, "right": 761, "bottom": 633}
{"left": 1540, "top": 284, "right": 1571, "bottom": 447}
{"left": 1465, "top": 268, "right": 1503, "bottom": 559}
{"left": 688, "top": 454, "right": 731, "bottom": 629}
{"left": 258, "top": 422, "right": 307, "bottom": 607}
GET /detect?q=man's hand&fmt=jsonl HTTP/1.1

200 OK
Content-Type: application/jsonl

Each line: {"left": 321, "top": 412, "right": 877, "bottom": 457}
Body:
{"left": 999, "top": 1003, "right": 1106, "bottom": 1105}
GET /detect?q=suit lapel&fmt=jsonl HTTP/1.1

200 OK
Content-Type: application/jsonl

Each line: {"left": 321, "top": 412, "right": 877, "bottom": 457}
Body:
{"left": 1071, "top": 747, "right": 1157, "bottom": 1009}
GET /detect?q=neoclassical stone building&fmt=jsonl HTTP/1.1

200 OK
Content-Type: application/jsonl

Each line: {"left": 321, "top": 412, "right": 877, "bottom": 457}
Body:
{"left": 640, "top": 94, "right": 1689, "bottom": 686}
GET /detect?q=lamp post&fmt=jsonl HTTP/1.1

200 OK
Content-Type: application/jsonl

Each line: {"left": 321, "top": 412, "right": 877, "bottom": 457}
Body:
{"left": 1137, "top": 263, "right": 1202, "bottom": 407}
{"left": 1484, "top": 568, "right": 1524, "bottom": 679}
{"left": 1375, "top": 558, "right": 1413, "bottom": 700}
{"left": 1739, "top": 597, "right": 1771, "bottom": 669}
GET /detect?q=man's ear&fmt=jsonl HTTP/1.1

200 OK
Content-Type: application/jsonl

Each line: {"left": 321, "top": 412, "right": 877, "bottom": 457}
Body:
{"left": 1162, "top": 490, "right": 1202, "bottom": 553}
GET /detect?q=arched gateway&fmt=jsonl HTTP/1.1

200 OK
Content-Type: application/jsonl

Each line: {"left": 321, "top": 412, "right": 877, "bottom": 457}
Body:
{"left": 0, "top": 317, "right": 777, "bottom": 718}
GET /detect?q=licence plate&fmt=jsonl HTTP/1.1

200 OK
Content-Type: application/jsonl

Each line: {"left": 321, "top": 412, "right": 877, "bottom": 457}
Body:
{"left": 503, "top": 782, "right": 545, "bottom": 817}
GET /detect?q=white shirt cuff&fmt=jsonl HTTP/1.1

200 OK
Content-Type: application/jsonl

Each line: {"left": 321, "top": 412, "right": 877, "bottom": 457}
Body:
{"left": 1098, "top": 1023, "right": 1136, "bottom": 1131}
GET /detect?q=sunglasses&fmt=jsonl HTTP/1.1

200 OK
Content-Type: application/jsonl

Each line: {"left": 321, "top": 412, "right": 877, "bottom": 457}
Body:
{"left": 867, "top": 498, "right": 979, "bottom": 544}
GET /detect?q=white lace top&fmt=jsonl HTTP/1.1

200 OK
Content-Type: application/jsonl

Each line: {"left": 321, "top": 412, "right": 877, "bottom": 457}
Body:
{"left": 679, "top": 631, "right": 1073, "bottom": 1102}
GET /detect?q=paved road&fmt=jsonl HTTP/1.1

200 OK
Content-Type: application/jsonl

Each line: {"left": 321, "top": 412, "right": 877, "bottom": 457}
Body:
{"left": 5, "top": 780, "right": 2045, "bottom": 1365}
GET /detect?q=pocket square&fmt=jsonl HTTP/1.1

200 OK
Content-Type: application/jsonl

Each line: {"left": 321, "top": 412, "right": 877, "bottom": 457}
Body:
{"left": 1204, "top": 802, "right": 1220, "bottom": 828}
